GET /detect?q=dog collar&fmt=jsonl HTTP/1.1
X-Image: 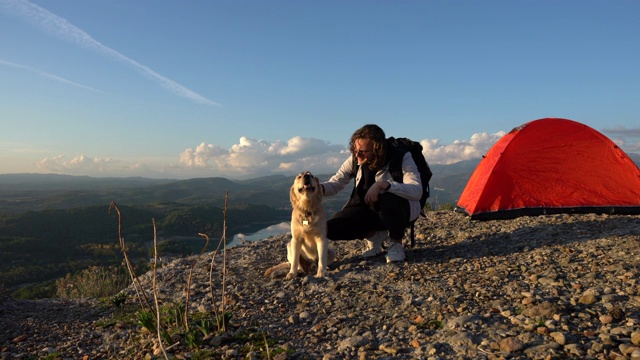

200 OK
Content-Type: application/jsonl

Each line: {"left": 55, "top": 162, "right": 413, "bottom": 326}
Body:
{"left": 302, "top": 211, "right": 312, "bottom": 225}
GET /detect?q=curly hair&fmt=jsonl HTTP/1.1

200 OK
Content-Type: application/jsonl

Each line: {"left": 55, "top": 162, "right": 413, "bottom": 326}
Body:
{"left": 349, "top": 124, "right": 388, "bottom": 170}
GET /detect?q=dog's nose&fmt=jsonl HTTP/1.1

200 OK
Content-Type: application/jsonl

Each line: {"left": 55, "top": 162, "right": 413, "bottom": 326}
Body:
{"left": 303, "top": 172, "right": 312, "bottom": 184}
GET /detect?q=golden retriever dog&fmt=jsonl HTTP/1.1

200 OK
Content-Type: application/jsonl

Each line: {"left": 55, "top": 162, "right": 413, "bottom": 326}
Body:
{"left": 265, "top": 171, "right": 335, "bottom": 279}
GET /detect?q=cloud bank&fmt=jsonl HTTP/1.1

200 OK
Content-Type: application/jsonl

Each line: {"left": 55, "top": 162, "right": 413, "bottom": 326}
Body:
{"left": 421, "top": 131, "right": 506, "bottom": 165}
{"left": 178, "top": 136, "right": 346, "bottom": 176}
{"left": 36, "top": 132, "right": 506, "bottom": 179}
{"left": 35, "top": 127, "right": 640, "bottom": 179}
{"left": 37, "top": 155, "right": 116, "bottom": 174}
{"left": 0, "top": 0, "right": 219, "bottom": 106}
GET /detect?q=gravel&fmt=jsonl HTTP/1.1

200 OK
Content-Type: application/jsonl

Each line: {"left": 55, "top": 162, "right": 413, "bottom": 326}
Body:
{"left": 1, "top": 211, "right": 640, "bottom": 359}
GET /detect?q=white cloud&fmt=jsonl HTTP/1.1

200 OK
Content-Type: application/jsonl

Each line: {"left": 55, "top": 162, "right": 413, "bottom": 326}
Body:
{"left": 178, "top": 136, "right": 345, "bottom": 177}
{"left": 178, "top": 142, "right": 227, "bottom": 168}
{"left": 277, "top": 136, "right": 335, "bottom": 156}
{"left": 37, "top": 154, "right": 116, "bottom": 174}
{"left": 421, "top": 131, "right": 506, "bottom": 165}
{"left": 33, "top": 132, "right": 516, "bottom": 179}
{"left": 0, "top": 0, "right": 219, "bottom": 106}
{"left": 177, "top": 132, "right": 507, "bottom": 177}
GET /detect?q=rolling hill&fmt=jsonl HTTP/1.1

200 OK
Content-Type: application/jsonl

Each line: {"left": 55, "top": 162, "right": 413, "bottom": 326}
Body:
{"left": 2, "top": 153, "right": 638, "bottom": 215}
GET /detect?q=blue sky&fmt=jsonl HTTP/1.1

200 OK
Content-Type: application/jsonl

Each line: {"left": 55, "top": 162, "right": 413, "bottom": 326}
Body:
{"left": 1, "top": 0, "right": 639, "bottom": 179}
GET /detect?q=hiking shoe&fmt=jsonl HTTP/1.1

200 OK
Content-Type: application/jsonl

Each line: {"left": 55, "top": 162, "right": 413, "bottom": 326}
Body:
{"left": 385, "top": 242, "right": 405, "bottom": 263}
{"left": 361, "top": 230, "right": 387, "bottom": 258}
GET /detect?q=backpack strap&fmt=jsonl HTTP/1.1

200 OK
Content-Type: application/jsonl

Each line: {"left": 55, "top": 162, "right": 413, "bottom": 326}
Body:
{"left": 387, "top": 142, "right": 407, "bottom": 183}
{"left": 349, "top": 156, "right": 359, "bottom": 199}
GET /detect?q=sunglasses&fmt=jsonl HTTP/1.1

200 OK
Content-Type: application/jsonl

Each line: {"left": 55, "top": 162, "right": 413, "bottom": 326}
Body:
{"left": 354, "top": 149, "right": 372, "bottom": 157}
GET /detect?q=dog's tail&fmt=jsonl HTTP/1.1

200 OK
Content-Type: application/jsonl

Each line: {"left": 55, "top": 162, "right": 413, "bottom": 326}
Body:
{"left": 264, "top": 262, "right": 290, "bottom": 277}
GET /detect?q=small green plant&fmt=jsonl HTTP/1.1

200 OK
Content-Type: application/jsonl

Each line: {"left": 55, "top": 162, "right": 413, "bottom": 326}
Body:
{"left": 190, "top": 349, "right": 218, "bottom": 360}
{"left": 42, "top": 353, "right": 62, "bottom": 360}
{"left": 196, "top": 318, "right": 215, "bottom": 337}
{"left": 417, "top": 319, "right": 443, "bottom": 330}
{"left": 513, "top": 306, "right": 524, "bottom": 315}
{"left": 111, "top": 292, "right": 128, "bottom": 308}
{"left": 413, "top": 316, "right": 444, "bottom": 330}
{"left": 431, "top": 319, "right": 444, "bottom": 329}
{"left": 164, "top": 302, "right": 187, "bottom": 329}
{"left": 217, "top": 311, "right": 233, "bottom": 330}
{"left": 185, "top": 328, "right": 202, "bottom": 350}
{"left": 160, "top": 330, "right": 173, "bottom": 347}
{"left": 235, "top": 330, "right": 280, "bottom": 358}
{"left": 95, "top": 318, "right": 119, "bottom": 328}
{"left": 136, "top": 310, "right": 156, "bottom": 333}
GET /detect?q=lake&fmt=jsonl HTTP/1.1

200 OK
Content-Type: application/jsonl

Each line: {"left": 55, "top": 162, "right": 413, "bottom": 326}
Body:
{"left": 228, "top": 222, "right": 290, "bottom": 247}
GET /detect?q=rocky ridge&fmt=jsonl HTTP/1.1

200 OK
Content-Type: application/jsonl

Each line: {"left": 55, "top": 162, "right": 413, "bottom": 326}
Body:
{"left": 1, "top": 211, "right": 640, "bottom": 359}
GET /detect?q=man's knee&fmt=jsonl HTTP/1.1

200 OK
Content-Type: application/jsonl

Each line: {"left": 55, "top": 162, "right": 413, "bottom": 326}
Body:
{"left": 379, "top": 193, "right": 408, "bottom": 213}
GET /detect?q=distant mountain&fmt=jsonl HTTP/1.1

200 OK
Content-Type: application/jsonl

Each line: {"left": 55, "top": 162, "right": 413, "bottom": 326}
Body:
{"left": 1, "top": 152, "right": 637, "bottom": 214}
{"left": 0, "top": 162, "right": 487, "bottom": 216}
{"left": 427, "top": 159, "right": 479, "bottom": 206}
{"left": 0, "top": 173, "right": 174, "bottom": 190}
{"left": 0, "top": 174, "right": 292, "bottom": 214}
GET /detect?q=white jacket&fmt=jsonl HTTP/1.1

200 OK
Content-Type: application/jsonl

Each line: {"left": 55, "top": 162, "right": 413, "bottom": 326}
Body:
{"left": 321, "top": 152, "right": 423, "bottom": 221}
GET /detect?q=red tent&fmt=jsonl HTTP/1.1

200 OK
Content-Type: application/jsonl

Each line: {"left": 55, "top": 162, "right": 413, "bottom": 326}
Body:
{"left": 457, "top": 118, "right": 640, "bottom": 220}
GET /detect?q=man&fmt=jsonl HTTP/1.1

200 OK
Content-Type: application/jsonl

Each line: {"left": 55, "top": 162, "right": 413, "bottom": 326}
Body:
{"left": 321, "top": 124, "right": 422, "bottom": 263}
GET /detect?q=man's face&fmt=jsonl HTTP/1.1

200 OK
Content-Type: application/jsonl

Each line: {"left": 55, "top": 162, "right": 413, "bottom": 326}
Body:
{"left": 354, "top": 138, "right": 374, "bottom": 165}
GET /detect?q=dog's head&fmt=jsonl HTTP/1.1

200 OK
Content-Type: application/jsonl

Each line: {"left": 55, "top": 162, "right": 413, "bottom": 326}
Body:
{"left": 290, "top": 171, "right": 322, "bottom": 209}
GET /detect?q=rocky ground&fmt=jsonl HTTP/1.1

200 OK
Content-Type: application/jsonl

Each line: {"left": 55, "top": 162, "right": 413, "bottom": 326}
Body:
{"left": 1, "top": 211, "right": 640, "bottom": 359}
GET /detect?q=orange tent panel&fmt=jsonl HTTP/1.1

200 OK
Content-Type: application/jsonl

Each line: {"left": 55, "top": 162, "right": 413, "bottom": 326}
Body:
{"left": 457, "top": 118, "right": 640, "bottom": 220}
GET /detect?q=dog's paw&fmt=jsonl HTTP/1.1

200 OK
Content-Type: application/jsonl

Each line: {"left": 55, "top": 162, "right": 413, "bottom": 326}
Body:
{"left": 285, "top": 272, "right": 297, "bottom": 280}
{"left": 315, "top": 270, "right": 327, "bottom": 278}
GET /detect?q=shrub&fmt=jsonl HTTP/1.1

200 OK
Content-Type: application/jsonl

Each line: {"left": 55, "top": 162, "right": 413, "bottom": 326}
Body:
{"left": 11, "top": 280, "right": 56, "bottom": 299}
{"left": 437, "top": 202, "right": 456, "bottom": 211}
{"left": 56, "top": 265, "right": 131, "bottom": 299}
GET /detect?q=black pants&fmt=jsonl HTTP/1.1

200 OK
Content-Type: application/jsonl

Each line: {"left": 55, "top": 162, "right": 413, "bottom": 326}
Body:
{"left": 327, "top": 192, "right": 410, "bottom": 241}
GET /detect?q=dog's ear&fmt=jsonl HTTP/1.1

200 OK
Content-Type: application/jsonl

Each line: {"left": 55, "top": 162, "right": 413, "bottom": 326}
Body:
{"left": 313, "top": 177, "right": 323, "bottom": 200}
{"left": 290, "top": 183, "right": 299, "bottom": 208}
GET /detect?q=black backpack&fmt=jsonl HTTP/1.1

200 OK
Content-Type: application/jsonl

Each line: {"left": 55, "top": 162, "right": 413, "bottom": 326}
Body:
{"left": 386, "top": 137, "right": 433, "bottom": 213}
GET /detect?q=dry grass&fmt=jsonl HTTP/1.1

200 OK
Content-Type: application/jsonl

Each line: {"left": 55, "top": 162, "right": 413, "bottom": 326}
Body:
{"left": 109, "top": 192, "right": 234, "bottom": 357}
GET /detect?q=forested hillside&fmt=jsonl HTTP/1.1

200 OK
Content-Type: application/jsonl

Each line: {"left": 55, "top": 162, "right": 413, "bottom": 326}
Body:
{"left": 0, "top": 202, "right": 288, "bottom": 293}
{"left": 0, "top": 162, "right": 482, "bottom": 215}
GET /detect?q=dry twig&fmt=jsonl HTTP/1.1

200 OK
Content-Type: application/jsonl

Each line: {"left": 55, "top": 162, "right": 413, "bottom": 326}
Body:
{"left": 207, "top": 192, "right": 230, "bottom": 332}
{"left": 152, "top": 218, "right": 169, "bottom": 360}
{"left": 221, "top": 192, "right": 229, "bottom": 331}
{"left": 183, "top": 230, "right": 210, "bottom": 331}
{"left": 108, "top": 201, "right": 154, "bottom": 314}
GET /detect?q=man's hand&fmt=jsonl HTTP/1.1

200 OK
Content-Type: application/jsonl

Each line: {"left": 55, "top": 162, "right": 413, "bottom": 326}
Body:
{"left": 364, "top": 180, "right": 389, "bottom": 205}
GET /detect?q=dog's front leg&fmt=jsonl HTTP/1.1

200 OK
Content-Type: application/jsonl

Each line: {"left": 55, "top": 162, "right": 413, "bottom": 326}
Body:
{"left": 315, "top": 237, "right": 328, "bottom": 278}
{"left": 286, "top": 237, "right": 302, "bottom": 280}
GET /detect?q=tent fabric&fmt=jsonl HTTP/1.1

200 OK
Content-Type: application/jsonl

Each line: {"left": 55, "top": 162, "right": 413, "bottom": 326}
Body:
{"left": 457, "top": 118, "right": 640, "bottom": 220}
